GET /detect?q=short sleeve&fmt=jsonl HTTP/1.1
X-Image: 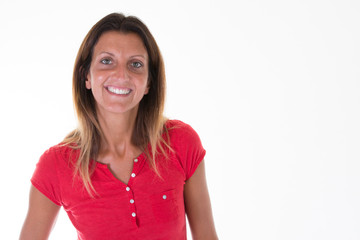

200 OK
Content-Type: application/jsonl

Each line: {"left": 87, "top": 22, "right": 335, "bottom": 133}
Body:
{"left": 31, "top": 147, "right": 62, "bottom": 206}
{"left": 168, "top": 120, "right": 206, "bottom": 181}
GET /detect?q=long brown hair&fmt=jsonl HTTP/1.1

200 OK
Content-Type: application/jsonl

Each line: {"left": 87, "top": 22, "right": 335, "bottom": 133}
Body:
{"left": 63, "top": 13, "right": 168, "bottom": 196}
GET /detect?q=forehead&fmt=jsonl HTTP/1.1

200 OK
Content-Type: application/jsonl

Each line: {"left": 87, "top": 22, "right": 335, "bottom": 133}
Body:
{"left": 93, "top": 31, "right": 148, "bottom": 56}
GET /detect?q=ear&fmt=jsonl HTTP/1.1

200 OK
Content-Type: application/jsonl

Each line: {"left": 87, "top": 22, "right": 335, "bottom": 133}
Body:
{"left": 85, "top": 74, "right": 91, "bottom": 89}
{"left": 144, "top": 79, "right": 150, "bottom": 95}
{"left": 144, "top": 86, "right": 149, "bottom": 95}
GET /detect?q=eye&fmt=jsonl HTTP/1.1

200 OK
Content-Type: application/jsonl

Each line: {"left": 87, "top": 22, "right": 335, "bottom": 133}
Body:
{"left": 100, "top": 58, "right": 112, "bottom": 65}
{"left": 131, "top": 61, "right": 143, "bottom": 68}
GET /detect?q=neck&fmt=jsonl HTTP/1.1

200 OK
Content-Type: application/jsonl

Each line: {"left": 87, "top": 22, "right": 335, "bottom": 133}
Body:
{"left": 96, "top": 106, "right": 140, "bottom": 159}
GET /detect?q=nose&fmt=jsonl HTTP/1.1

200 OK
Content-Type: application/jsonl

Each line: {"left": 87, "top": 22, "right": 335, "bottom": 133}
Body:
{"left": 112, "top": 63, "right": 129, "bottom": 81}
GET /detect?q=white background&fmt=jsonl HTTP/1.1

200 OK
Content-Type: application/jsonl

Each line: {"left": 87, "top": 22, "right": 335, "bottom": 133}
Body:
{"left": 1, "top": 0, "right": 360, "bottom": 239}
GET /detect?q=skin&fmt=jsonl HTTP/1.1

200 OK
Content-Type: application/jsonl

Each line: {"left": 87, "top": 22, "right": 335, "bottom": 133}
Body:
{"left": 185, "top": 160, "right": 218, "bottom": 240}
{"left": 20, "top": 31, "right": 218, "bottom": 239}
{"left": 19, "top": 186, "right": 61, "bottom": 240}
{"left": 85, "top": 31, "right": 150, "bottom": 184}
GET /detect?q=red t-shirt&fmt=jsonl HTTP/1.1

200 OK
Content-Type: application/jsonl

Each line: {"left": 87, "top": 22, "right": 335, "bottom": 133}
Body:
{"left": 31, "top": 120, "right": 205, "bottom": 240}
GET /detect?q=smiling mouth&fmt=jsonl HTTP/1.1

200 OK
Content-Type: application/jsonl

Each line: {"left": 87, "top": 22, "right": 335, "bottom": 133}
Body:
{"left": 106, "top": 86, "right": 131, "bottom": 95}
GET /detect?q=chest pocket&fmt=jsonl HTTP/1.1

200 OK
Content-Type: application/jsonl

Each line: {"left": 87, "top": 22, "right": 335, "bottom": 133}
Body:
{"left": 150, "top": 189, "right": 180, "bottom": 222}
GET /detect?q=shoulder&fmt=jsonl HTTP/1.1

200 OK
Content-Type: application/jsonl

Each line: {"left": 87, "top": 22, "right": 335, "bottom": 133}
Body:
{"left": 31, "top": 143, "right": 74, "bottom": 206}
{"left": 165, "top": 119, "right": 206, "bottom": 180}
{"left": 164, "top": 119, "right": 205, "bottom": 156}
{"left": 32, "top": 144, "right": 77, "bottom": 186}
{"left": 165, "top": 119, "right": 201, "bottom": 142}
{"left": 38, "top": 143, "right": 77, "bottom": 167}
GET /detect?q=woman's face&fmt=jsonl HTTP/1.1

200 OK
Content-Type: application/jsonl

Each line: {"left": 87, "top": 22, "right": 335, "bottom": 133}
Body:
{"left": 86, "top": 31, "right": 149, "bottom": 116}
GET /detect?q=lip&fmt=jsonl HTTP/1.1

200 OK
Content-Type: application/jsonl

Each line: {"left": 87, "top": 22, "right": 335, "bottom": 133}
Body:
{"left": 105, "top": 85, "right": 132, "bottom": 95}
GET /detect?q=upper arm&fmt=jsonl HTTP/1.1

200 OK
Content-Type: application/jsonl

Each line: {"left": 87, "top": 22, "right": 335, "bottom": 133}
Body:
{"left": 20, "top": 185, "right": 61, "bottom": 240}
{"left": 184, "top": 160, "right": 218, "bottom": 240}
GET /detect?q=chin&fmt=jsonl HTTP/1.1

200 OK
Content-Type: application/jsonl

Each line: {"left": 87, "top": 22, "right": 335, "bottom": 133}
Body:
{"left": 97, "top": 103, "right": 140, "bottom": 116}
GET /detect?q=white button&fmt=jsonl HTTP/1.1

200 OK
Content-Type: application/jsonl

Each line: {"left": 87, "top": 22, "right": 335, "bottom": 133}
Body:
{"left": 163, "top": 195, "right": 167, "bottom": 200}
{"left": 126, "top": 187, "right": 130, "bottom": 191}
{"left": 131, "top": 173, "right": 136, "bottom": 178}
{"left": 130, "top": 199, "right": 134, "bottom": 204}
{"left": 132, "top": 212, "right": 136, "bottom": 217}
{"left": 134, "top": 158, "right": 138, "bottom": 163}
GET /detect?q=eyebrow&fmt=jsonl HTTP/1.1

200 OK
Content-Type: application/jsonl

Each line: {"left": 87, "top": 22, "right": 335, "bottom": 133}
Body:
{"left": 130, "top": 55, "right": 147, "bottom": 60}
{"left": 98, "top": 52, "right": 147, "bottom": 59}
{"left": 98, "top": 51, "right": 115, "bottom": 56}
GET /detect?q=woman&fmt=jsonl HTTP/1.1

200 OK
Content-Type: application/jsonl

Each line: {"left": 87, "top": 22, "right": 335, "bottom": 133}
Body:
{"left": 20, "top": 13, "right": 217, "bottom": 240}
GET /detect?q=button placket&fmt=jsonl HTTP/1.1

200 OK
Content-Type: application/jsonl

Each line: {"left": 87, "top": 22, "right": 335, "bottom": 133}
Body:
{"left": 124, "top": 156, "right": 144, "bottom": 228}
{"left": 125, "top": 184, "right": 138, "bottom": 227}
{"left": 124, "top": 155, "right": 146, "bottom": 227}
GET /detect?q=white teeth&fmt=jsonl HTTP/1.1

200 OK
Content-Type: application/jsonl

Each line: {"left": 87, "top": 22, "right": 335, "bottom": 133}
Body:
{"left": 107, "top": 86, "right": 131, "bottom": 95}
